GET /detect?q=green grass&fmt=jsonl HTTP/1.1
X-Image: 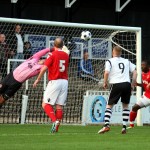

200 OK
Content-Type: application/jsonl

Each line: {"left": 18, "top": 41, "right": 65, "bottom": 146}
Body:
{"left": 0, "top": 124, "right": 150, "bottom": 150}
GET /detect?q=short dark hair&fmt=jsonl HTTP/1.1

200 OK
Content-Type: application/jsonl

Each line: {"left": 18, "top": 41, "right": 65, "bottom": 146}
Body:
{"left": 83, "top": 50, "right": 88, "bottom": 54}
{"left": 24, "top": 41, "right": 31, "bottom": 45}
{"left": 15, "top": 24, "right": 21, "bottom": 28}
{"left": 142, "top": 59, "right": 150, "bottom": 66}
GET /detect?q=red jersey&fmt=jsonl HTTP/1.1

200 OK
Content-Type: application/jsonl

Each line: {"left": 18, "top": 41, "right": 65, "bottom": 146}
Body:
{"left": 142, "top": 70, "right": 150, "bottom": 98}
{"left": 44, "top": 49, "right": 69, "bottom": 80}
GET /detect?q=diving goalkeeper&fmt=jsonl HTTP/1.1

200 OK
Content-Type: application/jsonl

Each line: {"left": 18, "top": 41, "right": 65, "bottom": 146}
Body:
{"left": 0, "top": 48, "right": 51, "bottom": 108}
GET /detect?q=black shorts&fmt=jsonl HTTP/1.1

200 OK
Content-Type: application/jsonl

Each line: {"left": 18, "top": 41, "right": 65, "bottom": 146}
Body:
{"left": 0, "top": 72, "right": 22, "bottom": 100}
{"left": 108, "top": 82, "right": 131, "bottom": 105}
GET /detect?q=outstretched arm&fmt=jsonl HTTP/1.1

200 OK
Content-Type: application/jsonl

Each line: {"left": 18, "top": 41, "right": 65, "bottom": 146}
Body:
{"left": 32, "top": 48, "right": 50, "bottom": 60}
{"left": 33, "top": 65, "right": 48, "bottom": 88}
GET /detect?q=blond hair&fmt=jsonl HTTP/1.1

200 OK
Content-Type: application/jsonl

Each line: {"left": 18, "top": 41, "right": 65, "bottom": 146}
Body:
{"left": 112, "top": 46, "right": 122, "bottom": 56}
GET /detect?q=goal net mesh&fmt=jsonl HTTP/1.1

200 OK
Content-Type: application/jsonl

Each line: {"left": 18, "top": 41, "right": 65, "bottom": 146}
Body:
{"left": 0, "top": 18, "right": 137, "bottom": 124}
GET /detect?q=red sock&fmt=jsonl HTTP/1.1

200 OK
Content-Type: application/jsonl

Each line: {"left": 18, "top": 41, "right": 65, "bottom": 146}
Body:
{"left": 130, "top": 111, "right": 137, "bottom": 122}
{"left": 56, "top": 109, "right": 63, "bottom": 120}
{"left": 44, "top": 104, "right": 56, "bottom": 122}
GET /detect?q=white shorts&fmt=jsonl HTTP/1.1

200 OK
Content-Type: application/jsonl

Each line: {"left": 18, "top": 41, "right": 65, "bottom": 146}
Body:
{"left": 136, "top": 95, "right": 150, "bottom": 107}
{"left": 43, "top": 79, "right": 68, "bottom": 106}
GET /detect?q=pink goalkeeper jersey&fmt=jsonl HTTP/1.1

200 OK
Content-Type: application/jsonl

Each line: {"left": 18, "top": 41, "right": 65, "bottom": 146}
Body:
{"left": 13, "top": 48, "right": 50, "bottom": 83}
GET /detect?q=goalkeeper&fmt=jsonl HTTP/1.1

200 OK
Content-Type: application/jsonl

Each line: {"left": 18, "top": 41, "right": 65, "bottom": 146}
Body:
{"left": 0, "top": 48, "right": 51, "bottom": 108}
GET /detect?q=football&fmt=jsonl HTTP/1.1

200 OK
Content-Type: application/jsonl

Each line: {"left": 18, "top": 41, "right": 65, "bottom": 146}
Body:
{"left": 81, "top": 31, "right": 92, "bottom": 41}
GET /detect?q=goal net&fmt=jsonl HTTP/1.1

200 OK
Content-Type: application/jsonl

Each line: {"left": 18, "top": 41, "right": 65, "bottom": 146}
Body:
{"left": 0, "top": 17, "right": 141, "bottom": 124}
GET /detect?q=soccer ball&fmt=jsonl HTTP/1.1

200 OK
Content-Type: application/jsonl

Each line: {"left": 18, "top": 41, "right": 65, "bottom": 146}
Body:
{"left": 81, "top": 31, "right": 92, "bottom": 41}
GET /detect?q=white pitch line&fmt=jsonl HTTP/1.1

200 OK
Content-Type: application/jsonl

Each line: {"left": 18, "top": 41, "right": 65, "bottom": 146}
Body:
{"left": 0, "top": 133, "right": 97, "bottom": 136}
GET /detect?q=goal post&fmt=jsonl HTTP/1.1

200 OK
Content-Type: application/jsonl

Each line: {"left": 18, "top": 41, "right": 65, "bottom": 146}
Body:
{"left": 136, "top": 29, "right": 142, "bottom": 126}
{"left": 0, "top": 17, "right": 142, "bottom": 125}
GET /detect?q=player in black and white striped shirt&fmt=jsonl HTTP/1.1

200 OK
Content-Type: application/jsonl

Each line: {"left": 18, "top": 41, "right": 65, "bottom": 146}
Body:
{"left": 98, "top": 46, "right": 137, "bottom": 134}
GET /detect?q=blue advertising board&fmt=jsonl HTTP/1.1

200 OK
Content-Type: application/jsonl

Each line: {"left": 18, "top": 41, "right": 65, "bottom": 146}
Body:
{"left": 26, "top": 35, "right": 47, "bottom": 54}
{"left": 91, "top": 38, "right": 110, "bottom": 59}
{"left": 90, "top": 96, "right": 107, "bottom": 122}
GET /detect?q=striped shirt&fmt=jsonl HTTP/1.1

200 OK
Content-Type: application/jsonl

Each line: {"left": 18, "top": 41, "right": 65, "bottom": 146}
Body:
{"left": 105, "top": 57, "right": 136, "bottom": 84}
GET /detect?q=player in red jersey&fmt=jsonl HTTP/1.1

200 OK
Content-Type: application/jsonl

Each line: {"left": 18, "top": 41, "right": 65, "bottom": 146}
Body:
{"left": 129, "top": 60, "right": 150, "bottom": 128}
{"left": 33, "top": 37, "right": 69, "bottom": 133}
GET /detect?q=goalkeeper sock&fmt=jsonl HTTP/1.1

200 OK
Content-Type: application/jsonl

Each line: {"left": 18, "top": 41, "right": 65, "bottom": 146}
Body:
{"left": 130, "top": 111, "right": 137, "bottom": 122}
{"left": 56, "top": 109, "right": 63, "bottom": 120}
{"left": 122, "top": 109, "right": 130, "bottom": 127}
{"left": 44, "top": 104, "right": 56, "bottom": 122}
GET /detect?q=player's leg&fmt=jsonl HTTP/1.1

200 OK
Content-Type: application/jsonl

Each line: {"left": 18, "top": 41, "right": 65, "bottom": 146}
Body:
{"left": 42, "top": 102, "right": 57, "bottom": 122}
{"left": 129, "top": 95, "right": 150, "bottom": 128}
{"left": 55, "top": 105, "right": 63, "bottom": 132}
{"left": 98, "top": 105, "right": 113, "bottom": 134}
{"left": 121, "top": 82, "right": 131, "bottom": 133}
{"left": 0, "top": 84, "right": 6, "bottom": 108}
{"left": 55, "top": 79, "right": 68, "bottom": 132}
{"left": 0, "top": 75, "right": 12, "bottom": 108}
{"left": 0, "top": 72, "right": 22, "bottom": 108}
{"left": 43, "top": 80, "right": 61, "bottom": 133}
{"left": 0, "top": 95, "right": 5, "bottom": 108}
{"left": 129, "top": 104, "right": 141, "bottom": 128}
{"left": 122, "top": 103, "right": 130, "bottom": 134}
{"left": 98, "top": 84, "right": 121, "bottom": 134}
{"left": 3, "top": 79, "right": 22, "bottom": 104}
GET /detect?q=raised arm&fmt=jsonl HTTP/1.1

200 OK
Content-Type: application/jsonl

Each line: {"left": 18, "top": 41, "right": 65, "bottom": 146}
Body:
{"left": 32, "top": 48, "right": 50, "bottom": 60}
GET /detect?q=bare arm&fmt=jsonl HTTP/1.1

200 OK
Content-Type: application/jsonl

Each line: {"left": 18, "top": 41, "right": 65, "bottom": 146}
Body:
{"left": 132, "top": 70, "right": 137, "bottom": 85}
{"left": 103, "top": 71, "right": 109, "bottom": 89}
{"left": 33, "top": 65, "right": 48, "bottom": 88}
{"left": 131, "top": 70, "right": 143, "bottom": 87}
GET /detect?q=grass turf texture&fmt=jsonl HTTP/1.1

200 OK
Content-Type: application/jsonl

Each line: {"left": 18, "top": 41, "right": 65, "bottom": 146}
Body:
{"left": 0, "top": 124, "right": 150, "bottom": 150}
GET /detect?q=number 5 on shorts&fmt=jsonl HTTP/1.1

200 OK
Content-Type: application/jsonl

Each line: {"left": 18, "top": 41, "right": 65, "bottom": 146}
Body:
{"left": 59, "top": 60, "right": 65, "bottom": 72}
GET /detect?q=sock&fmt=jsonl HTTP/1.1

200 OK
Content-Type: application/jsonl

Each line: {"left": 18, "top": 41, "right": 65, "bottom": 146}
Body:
{"left": 56, "top": 109, "right": 63, "bottom": 120}
{"left": 104, "top": 108, "right": 112, "bottom": 127}
{"left": 44, "top": 104, "right": 56, "bottom": 122}
{"left": 122, "top": 109, "right": 130, "bottom": 128}
{"left": 130, "top": 111, "right": 137, "bottom": 123}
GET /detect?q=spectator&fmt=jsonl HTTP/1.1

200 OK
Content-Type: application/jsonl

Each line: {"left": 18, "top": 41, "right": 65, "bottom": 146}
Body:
{"left": 0, "top": 34, "right": 14, "bottom": 79}
{"left": 23, "top": 41, "right": 32, "bottom": 59}
{"left": 77, "top": 50, "right": 100, "bottom": 82}
{"left": 78, "top": 51, "right": 95, "bottom": 80}
{"left": 78, "top": 51, "right": 94, "bottom": 76}
{"left": 11, "top": 24, "right": 24, "bottom": 70}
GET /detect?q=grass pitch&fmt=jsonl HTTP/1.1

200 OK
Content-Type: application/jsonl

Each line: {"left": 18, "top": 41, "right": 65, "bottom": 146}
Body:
{"left": 0, "top": 124, "right": 150, "bottom": 150}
